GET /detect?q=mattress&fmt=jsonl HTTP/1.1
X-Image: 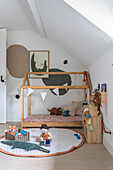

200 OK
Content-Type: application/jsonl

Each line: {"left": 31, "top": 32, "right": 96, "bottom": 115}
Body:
{"left": 24, "top": 114, "right": 82, "bottom": 123}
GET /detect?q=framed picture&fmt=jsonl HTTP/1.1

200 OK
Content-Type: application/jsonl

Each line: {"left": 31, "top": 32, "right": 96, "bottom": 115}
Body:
{"left": 29, "top": 50, "right": 49, "bottom": 78}
{"left": 101, "top": 83, "right": 107, "bottom": 92}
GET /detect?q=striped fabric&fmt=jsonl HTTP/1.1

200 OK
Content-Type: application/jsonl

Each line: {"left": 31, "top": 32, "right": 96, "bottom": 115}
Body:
{"left": 24, "top": 114, "right": 82, "bottom": 122}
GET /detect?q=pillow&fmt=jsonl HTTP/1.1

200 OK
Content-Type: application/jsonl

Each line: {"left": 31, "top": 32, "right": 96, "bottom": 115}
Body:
{"left": 61, "top": 105, "right": 76, "bottom": 116}
{"left": 72, "top": 101, "right": 83, "bottom": 116}
{"left": 71, "top": 102, "right": 78, "bottom": 115}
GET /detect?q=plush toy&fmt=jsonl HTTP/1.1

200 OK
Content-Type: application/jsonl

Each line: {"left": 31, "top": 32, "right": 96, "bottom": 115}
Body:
{"left": 92, "top": 91, "right": 101, "bottom": 115}
{"left": 36, "top": 124, "right": 53, "bottom": 143}
{"left": 63, "top": 110, "right": 70, "bottom": 117}
{"left": 92, "top": 92, "right": 101, "bottom": 105}
{"left": 5, "top": 126, "right": 16, "bottom": 135}
{"left": 47, "top": 107, "right": 62, "bottom": 115}
{"left": 1, "top": 141, "right": 50, "bottom": 153}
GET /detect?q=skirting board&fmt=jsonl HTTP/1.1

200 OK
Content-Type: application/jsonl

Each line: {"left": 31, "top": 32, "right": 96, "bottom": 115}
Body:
{"left": 103, "top": 133, "right": 113, "bottom": 157}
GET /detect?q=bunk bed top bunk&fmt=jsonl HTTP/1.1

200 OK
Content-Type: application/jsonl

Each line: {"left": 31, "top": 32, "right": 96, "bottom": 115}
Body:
{"left": 21, "top": 71, "right": 92, "bottom": 128}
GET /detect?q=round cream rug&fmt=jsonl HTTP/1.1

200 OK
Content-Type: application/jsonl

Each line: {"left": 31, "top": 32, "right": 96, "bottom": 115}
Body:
{"left": 0, "top": 128, "right": 85, "bottom": 157}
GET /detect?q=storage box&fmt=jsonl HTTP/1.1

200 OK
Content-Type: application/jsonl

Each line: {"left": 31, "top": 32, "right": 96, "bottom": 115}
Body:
{"left": 5, "top": 130, "right": 30, "bottom": 141}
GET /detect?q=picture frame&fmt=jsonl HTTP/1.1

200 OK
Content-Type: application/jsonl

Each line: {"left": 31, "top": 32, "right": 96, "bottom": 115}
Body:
{"left": 29, "top": 50, "right": 49, "bottom": 78}
{"left": 101, "top": 83, "right": 107, "bottom": 92}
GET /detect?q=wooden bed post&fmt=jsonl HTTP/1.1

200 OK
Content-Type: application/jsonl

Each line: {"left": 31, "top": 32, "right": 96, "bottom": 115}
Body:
{"left": 28, "top": 94, "right": 31, "bottom": 116}
{"left": 21, "top": 87, "right": 24, "bottom": 129}
{"left": 84, "top": 89, "right": 87, "bottom": 102}
{"left": 86, "top": 72, "right": 92, "bottom": 103}
{"left": 26, "top": 73, "right": 31, "bottom": 116}
{"left": 89, "top": 92, "right": 91, "bottom": 103}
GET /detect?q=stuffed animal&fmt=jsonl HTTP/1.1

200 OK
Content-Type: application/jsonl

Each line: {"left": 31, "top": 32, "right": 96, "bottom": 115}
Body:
{"left": 92, "top": 91, "right": 101, "bottom": 115}
{"left": 92, "top": 91, "right": 101, "bottom": 104}
{"left": 63, "top": 110, "right": 70, "bottom": 117}
{"left": 47, "top": 107, "right": 62, "bottom": 115}
{"left": 5, "top": 126, "right": 16, "bottom": 135}
{"left": 1, "top": 141, "right": 50, "bottom": 153}
{"left": 36, "top": 124, "right": 53, "bottom": 143}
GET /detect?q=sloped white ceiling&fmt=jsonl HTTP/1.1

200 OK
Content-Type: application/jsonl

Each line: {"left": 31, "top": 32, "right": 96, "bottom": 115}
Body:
{"left": 35, "top": 0, "right": 113, "bottom": 66}
{"left": 0, "top": 0, "right": 37, "bottom": 31}
{"left": 0, "top": 0, "right": 113, "bottom": 67}
{"left": 64, "top": 0, "right": 113, "bottom": 39}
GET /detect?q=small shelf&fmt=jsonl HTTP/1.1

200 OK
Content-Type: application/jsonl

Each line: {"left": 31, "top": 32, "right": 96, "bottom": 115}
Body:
{"left": 101, "top": 92, "right": 107, "bottom": 104}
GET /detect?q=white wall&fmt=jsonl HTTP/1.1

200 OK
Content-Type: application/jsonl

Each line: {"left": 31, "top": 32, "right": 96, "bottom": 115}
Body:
{"left": 89, "top": 44, "right": 113, "bottom": 131}
{"left": 7, "top": 31, "right": 85, "bottom": 122}
{"left": 88, "top": 44, "right": 113, "bottom": 156}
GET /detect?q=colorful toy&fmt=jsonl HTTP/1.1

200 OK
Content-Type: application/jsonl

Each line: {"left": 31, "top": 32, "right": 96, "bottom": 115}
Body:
{"left": 36, "top": 124, "right": 53, "bottom": 144}
{"left": 1, "top": 141, "right": 50, "bottom": 153}
{"left": 5, "top": 126, "right": 16, "bottom": 135}
{"left": 74, "top": 133, "right": 81, "bottom": 140}
{"left": 39, "top": 141, "right": 44, "bottom": 146}
{"left": 45, "top": 139, "right": 50, "bottom": 146}
{"left": 15, "top": 129, "right": 28, "bottom": 136}
{"left": 86, "top": 113, "right": 91, "bottom": 118}
{"left": 47, "top": 107, "right": 62, "bottom": 115}
{"left": 63, "top": 110, "right": 70, "bottom": 117}
{"left": 83, "top": 108, "right": 90, "bottom": 115}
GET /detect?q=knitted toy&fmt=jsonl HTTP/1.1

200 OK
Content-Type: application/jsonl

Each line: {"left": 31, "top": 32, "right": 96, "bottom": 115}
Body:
{"left": 36, "top": 124, "right": 53, "bottom": 143}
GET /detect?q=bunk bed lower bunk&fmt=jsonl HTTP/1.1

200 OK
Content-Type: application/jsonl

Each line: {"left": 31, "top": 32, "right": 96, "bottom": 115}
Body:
{"left": 21, "top": 72, "right": 92, "bottom": 128}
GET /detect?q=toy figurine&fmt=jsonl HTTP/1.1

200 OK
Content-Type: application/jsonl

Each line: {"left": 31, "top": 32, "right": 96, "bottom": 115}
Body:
{"left": 36, "top": 124, "right": 53, "bottom": 144}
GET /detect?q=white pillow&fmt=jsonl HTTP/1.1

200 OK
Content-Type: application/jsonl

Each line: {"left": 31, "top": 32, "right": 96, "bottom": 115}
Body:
{"left": 72, "top": 101, "right": 83, "bottom": 116}
{"left": 61, "top": 105, "right": 76, "bottom": 116}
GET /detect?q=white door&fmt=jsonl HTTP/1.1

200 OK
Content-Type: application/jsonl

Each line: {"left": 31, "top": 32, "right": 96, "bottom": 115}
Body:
{"left": 0, "top": 28, "right": 6, "bottom": 123}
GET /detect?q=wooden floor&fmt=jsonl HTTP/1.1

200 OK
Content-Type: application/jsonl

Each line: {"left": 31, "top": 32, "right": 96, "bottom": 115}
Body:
{"left": 0, "top": 122, "right": 113, "bottom": 170}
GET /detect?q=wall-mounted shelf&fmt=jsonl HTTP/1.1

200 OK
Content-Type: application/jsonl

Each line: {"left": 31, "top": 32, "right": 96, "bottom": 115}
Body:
{"left": 101, "top": 92, "right": 107, "bottom": 104}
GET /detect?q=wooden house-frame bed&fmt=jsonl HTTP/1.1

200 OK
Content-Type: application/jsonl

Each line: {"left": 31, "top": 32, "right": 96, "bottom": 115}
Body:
{"left": 21, "top": 71, "right": 92, "bottom": 128}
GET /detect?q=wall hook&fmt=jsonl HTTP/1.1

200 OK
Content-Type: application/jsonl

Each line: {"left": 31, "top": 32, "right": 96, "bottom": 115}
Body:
{"left": 1, "top": 75, "right": 4, "bottom": 82}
